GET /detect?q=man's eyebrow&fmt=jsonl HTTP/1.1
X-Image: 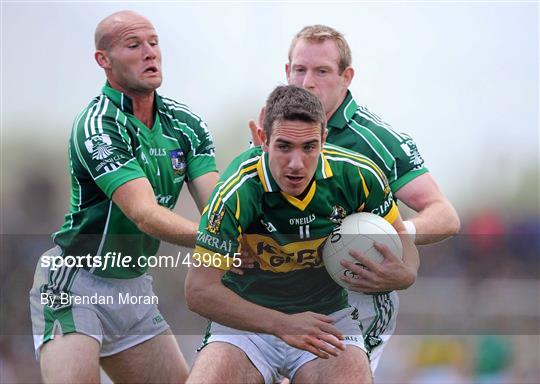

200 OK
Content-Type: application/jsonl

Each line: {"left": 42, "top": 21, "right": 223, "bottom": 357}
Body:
{"left": 275, "top": 138, "right": 292, "bottom": 145}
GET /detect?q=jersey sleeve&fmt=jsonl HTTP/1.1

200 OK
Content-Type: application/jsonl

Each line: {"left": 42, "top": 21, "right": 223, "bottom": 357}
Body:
{"left": 178, "top": 112, "right": 218, "bottom": 181}
{"left": 356, "top": 159, "right": 400, "bottom": 225}
{"left": 71, "top": 108, "right": 146, "bottom": 198}
{"left": 390, "top": 132, "right": 429, "bottom": 191}
{"left": 194, "top": 151, "right": 261, "bottom": 270}
{"left": 350, "top": 109, "right": 429, "bottom": 192}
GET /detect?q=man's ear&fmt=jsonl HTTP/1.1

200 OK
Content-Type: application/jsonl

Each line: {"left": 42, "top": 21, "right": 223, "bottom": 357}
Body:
{"left": 95, "top": 50, "right": 111, "bottom": 69}
{"left": 258, "top": 128, "right": 269, "bottom": 152}
{"left": 285, "top": 63, "right": 291, "bottom": 82}
{"left": 321, "top": 128, "right": 328, "bottom": 146}
{"left": 342, "top": 66, "right": 354, "bottom": 88}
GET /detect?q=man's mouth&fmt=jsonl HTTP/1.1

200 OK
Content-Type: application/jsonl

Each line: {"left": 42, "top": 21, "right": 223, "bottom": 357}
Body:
{"left": 285, "top": 175, "right": 304, "bottom": 184}
{"left": 143, "top": 66, "right": 159, "bottom": 74}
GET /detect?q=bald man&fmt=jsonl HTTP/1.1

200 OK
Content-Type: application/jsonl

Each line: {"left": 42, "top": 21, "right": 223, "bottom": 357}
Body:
{"left": 29, "top": 11, "right": 219, "bottom": 383}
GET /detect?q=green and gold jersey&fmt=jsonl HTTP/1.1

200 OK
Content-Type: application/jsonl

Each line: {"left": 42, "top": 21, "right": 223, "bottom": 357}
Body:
{"left": 53, "top": 83, "right": 217, "bottom": 279}
{"left": 195, "top": 144, "right": 398, "bottom": 315}
{"left": 327, "top": 91, "right": 428, "bottom": 192}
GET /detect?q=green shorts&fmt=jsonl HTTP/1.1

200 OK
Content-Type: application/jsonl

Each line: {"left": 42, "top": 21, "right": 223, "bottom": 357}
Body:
{"left": 29, "top": 247, "right": 169, "bottom": 359}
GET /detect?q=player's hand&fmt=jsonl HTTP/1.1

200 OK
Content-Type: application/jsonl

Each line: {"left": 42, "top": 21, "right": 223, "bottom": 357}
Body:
{"left": 276, "top": 312, "right": 346, "bottom": 359}
{"left": 340, "top": 239, "right": 417, "bottom": 292}
{"left": 248, "top": 107, "right": 265, "bottom": 147}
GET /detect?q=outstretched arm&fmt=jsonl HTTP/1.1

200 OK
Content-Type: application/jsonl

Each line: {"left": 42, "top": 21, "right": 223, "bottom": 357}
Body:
{"left": 395, "top": 173, "right": 460, "bottom": 245}
{"left": 112, "top": 177, "right": 199, "bottom": 247}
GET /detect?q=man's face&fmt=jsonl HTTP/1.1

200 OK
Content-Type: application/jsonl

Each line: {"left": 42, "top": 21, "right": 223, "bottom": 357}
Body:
{"left": 286, "top": 39, "right": 352, "bottom": 119}
{"left": 261, "top": 120, "right": 326, "bottom": 197}
{"left": 98, "top": 16, "right": 162, "bottom": 95}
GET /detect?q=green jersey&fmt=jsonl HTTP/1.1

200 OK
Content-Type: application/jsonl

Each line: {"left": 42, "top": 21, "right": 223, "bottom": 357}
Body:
{"left": 195, "top": 144, "right": 398, "bottom": 315}
{"left": 53, "top": 83, "right": 217, "bottom": 279}
{"left": 327, "top": 91, "right": 428, "bottom": 192}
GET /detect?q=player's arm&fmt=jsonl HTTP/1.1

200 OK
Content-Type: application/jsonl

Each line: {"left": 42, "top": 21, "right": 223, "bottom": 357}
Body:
{"left": 112, "top": 178, "right": 199, "bottom": 247}
{"left": 395, "top": 173, "right": 460, "bottom": 245}
{"left": 185, "top": 261, "right": 345, "bottom": 359}
{"left": 187, "top": 172, "right": 219, "bottom": 213}
{"left": 341, "top": 159, "right": 419, "bottom": 292}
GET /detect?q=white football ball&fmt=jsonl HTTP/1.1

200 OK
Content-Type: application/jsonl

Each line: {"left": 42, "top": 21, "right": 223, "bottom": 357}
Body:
{"left": 323, "top": 212, "right": 403, "bottom": 289}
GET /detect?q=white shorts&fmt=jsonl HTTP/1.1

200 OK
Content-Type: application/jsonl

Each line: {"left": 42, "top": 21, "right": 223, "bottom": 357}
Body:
{"left": 348, "top": 290, "right": 399, "bottom": 373}
{"left": 200, "top": 307, "right": 367, "bottom": 384}
{"left": 29, "top": 247, "right": 170, "bottom": 359}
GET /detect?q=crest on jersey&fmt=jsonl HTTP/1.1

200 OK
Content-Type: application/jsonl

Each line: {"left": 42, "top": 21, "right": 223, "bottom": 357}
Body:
{"left": 207, "top": 210, "right": 225, "bottom": 234}
{"left": 401, "top": 139, "right": 424, "bottom": 169}
{"left": 328, "top": 205, "right": 347, "bottom": 224}
{"left": 85, "top": 134, "right": 113, "bottom": 160}
{"left": 170, "top": 149, "right": 186, "bottom": 176}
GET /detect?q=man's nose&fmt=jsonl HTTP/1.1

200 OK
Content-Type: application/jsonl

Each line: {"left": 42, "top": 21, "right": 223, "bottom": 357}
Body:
{"left": 302, "top": 70, "right": 316, "bottom": 89}
{"left": 142, "top": 42, "right": 158, "bottom": 60}
{"left": 288, "top": 149, "right": 303, "bottom": 170}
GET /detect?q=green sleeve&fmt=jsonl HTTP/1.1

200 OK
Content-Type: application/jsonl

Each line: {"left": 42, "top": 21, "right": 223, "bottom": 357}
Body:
{"left": 72, "top": 113, "right": 146, "bottom": 198}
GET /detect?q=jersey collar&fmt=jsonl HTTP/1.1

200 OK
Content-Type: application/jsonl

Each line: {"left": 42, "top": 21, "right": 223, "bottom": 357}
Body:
{"left": 327, "top": 91, "right": 358, "bottom": 131}
{"left": 101, "top": 82, "right": 165, "bottom": 115}
{"left": 256, "top": 150, "right": 334, "bottom": 194}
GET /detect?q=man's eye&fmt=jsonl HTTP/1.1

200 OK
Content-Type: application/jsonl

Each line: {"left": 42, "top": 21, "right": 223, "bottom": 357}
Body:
{"left": 128, "top": 43, "right": 139, "bottom": 49}
{"left": 318, "top": 69, "right": 328, "bottom": 74}
{"left": 278, "top": 145, "right": 290, "bottom": 151}
{"left": 304, "top": 145, "right": 315, "bottom": 151}
{"left": 150, "top": 41, "right": 159, "bottom": 46}
{"left": 294, "top": 68, "right": 305, "bottom": 73}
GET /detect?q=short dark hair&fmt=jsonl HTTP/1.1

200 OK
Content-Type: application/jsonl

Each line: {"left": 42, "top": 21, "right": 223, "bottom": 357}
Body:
{"left": 263, "top": 85, "right": 326, "bottom": 139}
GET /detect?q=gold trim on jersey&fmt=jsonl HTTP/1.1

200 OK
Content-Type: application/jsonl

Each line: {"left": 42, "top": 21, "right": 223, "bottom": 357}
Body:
{"left": 358, "top": 168, "right": 370, "bottom": 198}
{"left": 208, "top": 162, "right": 258, "bottom": 218}
{"left": 384, "top": 202, "right": 399, "bottom": 224}
{"left": 257, "top": 154, "right": 271, "bottom": 192}
{"left": 323, "top": 146, "right": 386, "bottom": 182}
{"left": 322, "top": 153, "right": 334, "bottom": 178}
{"left": 244, "top": 234, "right": 326, "bottom": 273}
{"left": 281, "top": 180, "right": 317, "bottom": 211}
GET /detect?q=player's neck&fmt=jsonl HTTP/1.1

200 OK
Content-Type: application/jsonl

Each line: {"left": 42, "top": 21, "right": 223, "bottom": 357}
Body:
{"left": 325, "top": 92, "right": 348, "bottom": 121}
{"left": 132, "top": 95, "right": 156, "bottom": 129}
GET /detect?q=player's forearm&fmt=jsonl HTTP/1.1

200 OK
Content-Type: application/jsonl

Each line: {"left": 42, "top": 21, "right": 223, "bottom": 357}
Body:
{"left": 410, "top": 200, "right": 460, "bottom": 245}
{"left": 136, "top": 204, "right": 198, "bottom": 247}
{"left": 185, "top": 271, "right": 285, "bottom": 334}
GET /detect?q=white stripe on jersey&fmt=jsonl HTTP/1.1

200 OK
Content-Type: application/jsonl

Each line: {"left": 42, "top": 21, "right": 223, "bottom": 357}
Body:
{"left": 342, "top": 97, "right": 355, "bottom": 121}
{"left": 83, "top": 98, "right": 100, "bottom": 138}
{"left": 114, "top": 109, "right": 132, "bottom": 150}
{"left": 261, "top": 154, "right": 273, "bottom": 192}
{"left": 97, "top": 97, "right": 109, "bottom": 134}
{"left": 161, "top": 111, "right": 199, "bottom": 152}
{"left": 222, "top": 172, "right": 258, "bottom": 203}
{"left": 89, "top": 95, "right": 105, "bottom": 136}
{"left": 347, "top": 119, "right": 393, "bottom": 171}
{"left": 356, "top": 106, "right": 391, "bottom": 129}
{"left": 162, "top": 134, "right": 179, "bottom": 143}
{"left": 207, "top": 157, "right": 259, "bottom": 220}
{"left": 94, "top": 157, "right": 138, "bottom": 180}
{"left": 162, "top": 98, "right": 202, "bottom": 122}
{"left": 325, "top": 155, "right": 386, "bottom": 191}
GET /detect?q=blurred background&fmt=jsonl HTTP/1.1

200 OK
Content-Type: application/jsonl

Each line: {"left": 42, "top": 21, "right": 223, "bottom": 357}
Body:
{"left": 1, "top": 1, "right": 538, "bottom": 383}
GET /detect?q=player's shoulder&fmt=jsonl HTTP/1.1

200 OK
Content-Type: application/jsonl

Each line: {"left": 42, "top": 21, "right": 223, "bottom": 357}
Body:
{"left": 158, "top": 95, "right": 205, "bottom": 125}
{"left": 206, "top": 147, "right": 263, "bottom": 213}
{"left": 221, "top": 146, "right": 263, "bottom": 183}
{"left": 350, "top": 104, "right": 413, "bottom": 143}
{"left": 72, "top": 93, "right": 123, "bottom": 139}
{"left": 323, "top": 143, "right": 387, "bottom": 182}
{"left": 323, "top": 143, "right": 379, "bottom": 168}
